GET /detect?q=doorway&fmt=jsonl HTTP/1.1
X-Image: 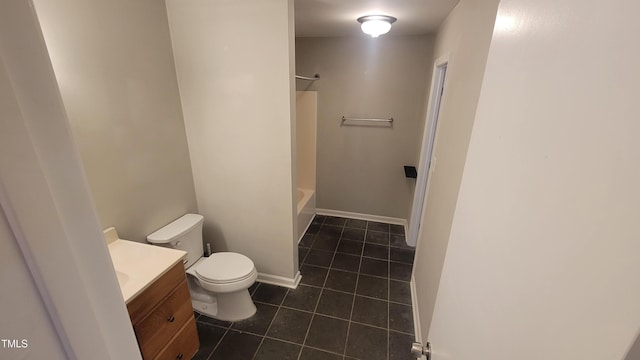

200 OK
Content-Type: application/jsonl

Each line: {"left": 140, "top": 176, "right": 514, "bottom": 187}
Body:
{"left": 408, "top": 57, "right": 448, "bottom": 246}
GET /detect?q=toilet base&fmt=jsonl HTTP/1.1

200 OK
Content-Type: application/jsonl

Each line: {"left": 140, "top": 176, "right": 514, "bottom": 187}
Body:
{"left": 192, "top": 298, "right": 218, "bottom": 319}
{"left": 192, "top": 289, "right": 257, "bottom": 322}
{"left": 215, "top": 289, "right": 257, "bottom": 321}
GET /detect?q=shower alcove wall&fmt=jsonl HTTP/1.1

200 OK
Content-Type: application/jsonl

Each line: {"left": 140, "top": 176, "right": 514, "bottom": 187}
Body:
{"left": 296, "top": 91, "right": 317, "bottom": 241}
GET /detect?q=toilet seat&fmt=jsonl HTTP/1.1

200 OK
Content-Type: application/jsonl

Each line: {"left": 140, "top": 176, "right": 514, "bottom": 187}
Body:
{"left": 196, "top": 252, "right": 256, "bottom": 284}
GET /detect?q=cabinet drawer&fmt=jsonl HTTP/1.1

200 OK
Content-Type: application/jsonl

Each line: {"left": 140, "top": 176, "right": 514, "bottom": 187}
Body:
{"left": 154, "top": 317, "right": 199, "bottom": 360}
{"left": 135, "top": 280, "right": 192, "bottom": 359}
{"left": 128, "top": 262, "right": 186, "bottom": 324}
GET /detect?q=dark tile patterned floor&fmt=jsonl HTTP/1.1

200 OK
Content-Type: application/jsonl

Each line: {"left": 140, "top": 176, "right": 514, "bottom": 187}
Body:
{"left": 192, "top": 215, "right": 416, "bottom": 360}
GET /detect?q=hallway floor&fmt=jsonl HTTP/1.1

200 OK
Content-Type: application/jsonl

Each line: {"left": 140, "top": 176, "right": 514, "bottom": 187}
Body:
{"left": 192, "top": 215, "right": 416, "bottom": 360}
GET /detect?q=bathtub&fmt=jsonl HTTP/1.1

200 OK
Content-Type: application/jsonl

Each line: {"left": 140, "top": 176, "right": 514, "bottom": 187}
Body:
{"left": 296, "top": 188, "right": 316, "bottom": 242}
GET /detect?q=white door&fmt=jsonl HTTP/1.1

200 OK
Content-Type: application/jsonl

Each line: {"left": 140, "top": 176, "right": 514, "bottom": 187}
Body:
{"left": 0, "top": 202, "right": 69, "bottom": 359}
{"left": 0, "top": 2, "right": 142, "bottom": 358}
{"left": 424, "top": 0, "right": 640, "bottom": 359}
{"left": 407, "top": 59, "right": 447, "bottom": 247}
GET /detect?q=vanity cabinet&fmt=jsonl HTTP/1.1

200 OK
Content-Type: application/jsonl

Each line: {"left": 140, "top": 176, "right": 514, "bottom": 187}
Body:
{"left": 127, "top": 262, "right": 199, "bottom": 360}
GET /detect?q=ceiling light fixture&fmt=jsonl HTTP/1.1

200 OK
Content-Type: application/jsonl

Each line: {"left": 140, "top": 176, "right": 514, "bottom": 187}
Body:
{"left": 357, "top": 15, "right": 397, "bottom": 38}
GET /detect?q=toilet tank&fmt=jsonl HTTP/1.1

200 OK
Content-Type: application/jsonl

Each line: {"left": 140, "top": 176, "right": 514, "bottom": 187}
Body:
{"left": 147, "top": 214, "right": 204, "bottom": 269}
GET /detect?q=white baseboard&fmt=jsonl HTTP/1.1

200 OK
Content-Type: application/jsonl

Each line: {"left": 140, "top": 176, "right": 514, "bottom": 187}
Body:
{"left": 410, "top": 275, "right": 422, "bottom": 343}
{"left": 316, "top": 208, "right": 408, "bottom": 230}
{"left": 256, "top": 270, "right": 301, "bottom": 289}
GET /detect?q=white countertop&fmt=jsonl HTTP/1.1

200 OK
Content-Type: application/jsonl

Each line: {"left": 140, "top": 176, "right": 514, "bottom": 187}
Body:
{"left": 107, "top": 238, "right": 186, "bottom": 304}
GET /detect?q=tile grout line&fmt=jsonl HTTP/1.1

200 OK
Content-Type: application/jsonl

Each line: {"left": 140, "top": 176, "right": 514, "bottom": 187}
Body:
{"left": 301, "top": 220, "right": 410, "bottom": 358}
{"left": 301, "top": 251, "right": 414, "bottom": 274}
{"left": 206, "top": 324, "right": 231, "bottom": 360}
{"left": 297, "top": 217, "right": 412, "bottom": 359}
{"left": 251, "top": 333, "right": 346, "bottom": 356}
{"left": 342, "top": 221, "right": 368, "bottom": 358}
{"left": 296, "top": 218, "right": 343, "bottom": 360}
{"left": 303, "top": 244, "right": 415, "bottom": 255}
{"left": 301, "top": 240, "right": 415, "bottom": 263}
{"left": 199, "top": 312, "right": 416, "bottom": 338}
{"left": 388, "top": 228, "right": 391, "bottom": 360}
{"left": 258, "top": 288, "right": 412, "bottom": 306}
{"left": 252, "top": 282, "right": 290, "bottom": 360}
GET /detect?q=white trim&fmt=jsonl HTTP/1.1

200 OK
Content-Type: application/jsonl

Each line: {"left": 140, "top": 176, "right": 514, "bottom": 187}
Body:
{"left": 296, "top": 189, "right": 317, "bottom": 244}
{"left": 411, "top": 275, "right": 428, "bottom": 359}
{"left": 0, "top": 185, "right": 74, "bottom": 358}
{"left": 297, "top": 215, "right": 316, "bottom": 244}
{"left": 408, "top": 54, "right": 450, "bottom": 247}
{"left": 316, "top": 208, "right": 409, "bottom": 244}
{"left": 257, "top": 270, "right": 302, "bottom": 289}
{"left": 410, "top": 275, "right": 423, "bottom": 342}
{"left": 316, "top": 208, "right": 408, "bottom": 229}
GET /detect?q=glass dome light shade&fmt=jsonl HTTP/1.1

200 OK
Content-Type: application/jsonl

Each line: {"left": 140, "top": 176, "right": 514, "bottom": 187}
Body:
{"left": 357, "top": 15, "right": 397, "bottom": 38}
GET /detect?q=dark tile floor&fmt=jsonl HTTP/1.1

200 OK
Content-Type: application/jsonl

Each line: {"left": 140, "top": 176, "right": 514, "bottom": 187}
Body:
{"left": 192, "top": 215, "right": 416, "bottom": 360}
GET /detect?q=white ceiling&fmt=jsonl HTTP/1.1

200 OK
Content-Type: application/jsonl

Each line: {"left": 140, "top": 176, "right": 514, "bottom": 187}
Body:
{"left": 294, "top": 0, "right": 461, "bottom": 37}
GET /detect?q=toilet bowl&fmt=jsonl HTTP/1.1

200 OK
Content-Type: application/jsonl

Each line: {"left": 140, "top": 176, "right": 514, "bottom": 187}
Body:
{"left": 147, "top": 214, "right": 257, "bottom": 321}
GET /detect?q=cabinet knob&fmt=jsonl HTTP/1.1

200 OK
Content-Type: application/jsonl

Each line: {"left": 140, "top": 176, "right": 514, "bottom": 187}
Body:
{"left": 167, "top": 315, "right": 175, "bottom": 323}
{"left": 176, "top": 353, "right": 183, "bottom": 359}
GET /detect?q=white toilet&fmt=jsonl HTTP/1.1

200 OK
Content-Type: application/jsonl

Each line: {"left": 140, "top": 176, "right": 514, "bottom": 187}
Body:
{"left": 147, "top": 214, "right": 258, "bottom": 321}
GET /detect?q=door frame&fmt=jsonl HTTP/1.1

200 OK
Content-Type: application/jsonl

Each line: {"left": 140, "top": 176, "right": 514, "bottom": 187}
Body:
{"left": 408, "top": 55, "right": 449, "bottom": 247}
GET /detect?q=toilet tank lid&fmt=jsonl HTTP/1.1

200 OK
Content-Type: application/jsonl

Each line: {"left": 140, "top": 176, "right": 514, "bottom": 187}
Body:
{"left": 147, "top": 214, "right": 204, "bottom": 243}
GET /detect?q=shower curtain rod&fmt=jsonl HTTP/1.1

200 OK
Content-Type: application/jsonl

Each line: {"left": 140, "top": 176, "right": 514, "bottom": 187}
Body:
{"left": 295, "top": 74, "right": 320, "bottom": 81}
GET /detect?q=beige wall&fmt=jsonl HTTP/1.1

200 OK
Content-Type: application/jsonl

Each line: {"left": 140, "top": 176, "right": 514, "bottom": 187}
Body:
{"left": 428, "top": 0, "right": 640, "bottom": 357}
{"left": 32, "top": 0, "right": 198, "bottom": 243}
{"left": 295, "top": 36, "right": 434, "bottom": 220}
{"left": 296, "top": 91, "right": 317, "bottom": 191}
{"left": 166, "top": 0, "right": 298, "bottom": 280}
{"left": 412, "top": 0, "right": 500, "bottom": 337}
